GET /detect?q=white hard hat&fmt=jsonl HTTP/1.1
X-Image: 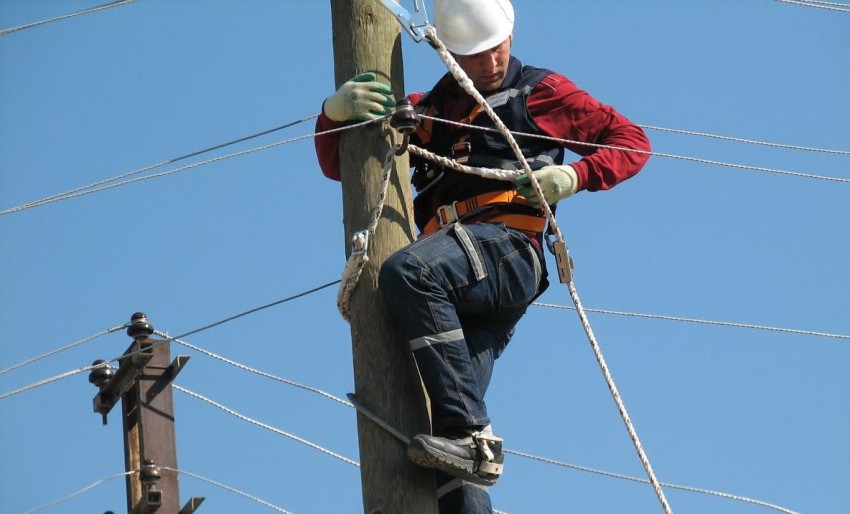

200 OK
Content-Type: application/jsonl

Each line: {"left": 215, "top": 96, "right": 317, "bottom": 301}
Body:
{"left": 433, "top": 0, "right": 515, "bottom": 56}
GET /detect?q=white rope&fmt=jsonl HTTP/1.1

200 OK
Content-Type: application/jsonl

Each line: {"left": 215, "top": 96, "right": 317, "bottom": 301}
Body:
{"left": 174, "top": 385, "right": 360, "bottom": 467}
{"left": 423, "top": 115, "right": 850, "bottom": 184}
{"left": 408, "top": 144, "right": 522, "bottom": 181}
{"left": 505, "top": 449, "right": 800, "bottom": 514}
{"left": 162, "top": 467, "right": 295, "bottom": 514}
{"left": 775, "top": 0, "right": 850, "bottom": 12}
{"left": 568, "top": 281, "right": 675, "bottom": 514}
{"left": 337, "top": 141, "right": 397, "bottom": 320}
{"left": 0, "top": 0, "right": 136, "bottom": 37}
{"left": 19, "top": 471, "right": 135, "bottom": 514}
{"left": 424, "top": 27, "right": 675, "bottom": 514}
{"left": 0, "top": 324, "right": 125, "bottom": 376}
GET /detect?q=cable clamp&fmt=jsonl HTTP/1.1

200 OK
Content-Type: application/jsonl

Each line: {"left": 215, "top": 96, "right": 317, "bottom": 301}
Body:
{"left": 351, "top": 230, "right": 370, "bottom": 256}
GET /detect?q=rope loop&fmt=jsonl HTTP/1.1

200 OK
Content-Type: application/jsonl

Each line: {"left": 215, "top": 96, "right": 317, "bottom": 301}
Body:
{"left": 337, "top": 144, "right": 396, "bottom": 320}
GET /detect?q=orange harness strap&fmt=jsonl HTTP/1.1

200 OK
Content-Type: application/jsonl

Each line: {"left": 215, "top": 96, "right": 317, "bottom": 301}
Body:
{"left": 421, "top": 190, "right": 546, "bottom": 236}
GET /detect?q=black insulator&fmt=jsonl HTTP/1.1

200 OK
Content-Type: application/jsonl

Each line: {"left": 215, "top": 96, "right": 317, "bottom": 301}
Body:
{"left": 140, "top": 459, "right": 161, "bottom": 484}
{"left": 390, "top": 98, "right": 419, "bottom": 134}
{"left": 127, "top": 312, "right": 154, "bottom": 339}
{"left": 88, "top": 360, "right": 114, "bottom": 388}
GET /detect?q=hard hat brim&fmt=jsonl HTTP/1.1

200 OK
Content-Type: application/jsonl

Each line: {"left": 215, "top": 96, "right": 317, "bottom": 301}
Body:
{"left": 448, "top": 29, "right": 513, "bottom": 56}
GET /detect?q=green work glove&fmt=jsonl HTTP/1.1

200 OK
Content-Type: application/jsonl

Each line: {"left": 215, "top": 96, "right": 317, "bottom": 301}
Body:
{"left": 515, "top": 165, "right": 579, "bottom": 208}
{"left": 322, "top": 72, "right": 395, "bottom": 122}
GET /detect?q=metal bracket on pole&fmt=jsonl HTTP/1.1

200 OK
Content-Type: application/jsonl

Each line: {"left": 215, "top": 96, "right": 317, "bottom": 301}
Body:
{"left": 347, "top": 393, "right": 410, "bottom": 445}
{"left": 167, "top": 355, "right": 191, "bottom": 380}
{"left": 90, "top": 343, "right": 155, "bottom": 425}
{"left": 179, "top": 497, "right": 206, "bottom": 514}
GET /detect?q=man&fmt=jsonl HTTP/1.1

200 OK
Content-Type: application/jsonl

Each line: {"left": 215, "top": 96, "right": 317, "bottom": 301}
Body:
{"left": 315, "top": 0, "right": 650, "bottom": 511}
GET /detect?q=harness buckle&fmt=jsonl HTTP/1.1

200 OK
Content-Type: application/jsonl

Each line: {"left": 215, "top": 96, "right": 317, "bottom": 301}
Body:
{"left": 435, "top": 201, "right": 459, "bottom": 227}
{"left": 451, "top": 141, "right": 471, "bottom": 164}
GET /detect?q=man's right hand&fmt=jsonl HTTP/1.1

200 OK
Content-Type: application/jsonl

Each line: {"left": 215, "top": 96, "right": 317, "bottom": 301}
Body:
{"left": 323, "top": 72, "right": 395, "bottom": 122}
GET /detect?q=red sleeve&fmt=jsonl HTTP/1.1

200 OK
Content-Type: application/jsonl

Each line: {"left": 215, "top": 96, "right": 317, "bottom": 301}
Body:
{"left": 314, "top": 111, "right": 346, "bottom": 181}
{"left": 314, "top": 92, "right": 427, "bottom": 182}
{"left": 527, "top": 73, "right": 651, "bottom": 192}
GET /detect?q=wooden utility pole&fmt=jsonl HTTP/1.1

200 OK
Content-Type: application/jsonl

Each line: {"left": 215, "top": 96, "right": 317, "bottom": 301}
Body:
{"left": 329, "top": 1, "right": 438, "bottom": 512}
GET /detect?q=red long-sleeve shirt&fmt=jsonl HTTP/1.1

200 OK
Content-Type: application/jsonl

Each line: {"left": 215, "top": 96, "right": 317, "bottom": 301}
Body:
{"left": 314, "top": 70, "right": 650, "bottom": 192}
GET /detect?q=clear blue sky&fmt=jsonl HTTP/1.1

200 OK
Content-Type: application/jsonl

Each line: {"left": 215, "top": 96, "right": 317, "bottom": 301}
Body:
{"left": 1, "top": 1, "right": 848, "bottom": 513}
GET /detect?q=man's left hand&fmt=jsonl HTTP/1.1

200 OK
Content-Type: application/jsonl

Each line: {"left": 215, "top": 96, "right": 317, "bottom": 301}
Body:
{"left": 515, "top": 165, "right": 579, "bottom": 207}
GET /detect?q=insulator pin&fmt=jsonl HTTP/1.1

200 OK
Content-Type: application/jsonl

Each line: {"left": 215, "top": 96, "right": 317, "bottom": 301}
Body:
{"left": 127, "top": 312, "right": 154, "bottom": 339}
{"left": 390, "top": 98, "right": 419, "bottom": 135}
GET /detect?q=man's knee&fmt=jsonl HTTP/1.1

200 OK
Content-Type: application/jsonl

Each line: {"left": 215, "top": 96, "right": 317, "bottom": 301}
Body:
{"left": 378, "top": 250, "right": 408, "bottom": 301}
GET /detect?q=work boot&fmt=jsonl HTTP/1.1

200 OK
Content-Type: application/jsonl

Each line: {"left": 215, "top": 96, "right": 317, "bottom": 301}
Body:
{"left": 407, "top": 426, "right": 504, "bottom": 486}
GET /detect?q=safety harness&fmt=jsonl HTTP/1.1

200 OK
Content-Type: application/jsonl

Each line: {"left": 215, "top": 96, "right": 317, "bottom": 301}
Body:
{"left": 410, "top": 58, "right": 565, "bottom": 238}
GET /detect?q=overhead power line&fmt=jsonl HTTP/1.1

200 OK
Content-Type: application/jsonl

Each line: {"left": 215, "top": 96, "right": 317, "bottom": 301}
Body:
{"left": 20, "top": 468, "right": 296, "bottom": 514}
{"left": 0, "top": 115, "right": 320, "bottom": 216}
{"left": 424, "top": 116, "right": 850, "bottom": 184}
{"left": 4, "top": 276, "right": 845, "bottom": 402}
{"left": 0, "top": 364, "right": 98, "bottom": 401}
{"left": 0, "top": 325, "right": 126, "bottom": 377}
{"left": 5, "top": 113, "right": 846, "bottom": 218}
{"left": 177, "top": 372, "right": 797, "bottom": 513}
{"left": 0, "top": 281, "right": 341, "bottom": 401}
{"left": 638, "top": 124, "right": 850, "bottom": 155}
{"left": 533, "top": 302, "right": 850, "bottom": 341}
{"left": 162, "top": 280, "right": 341, "bottom": 341}
{"left": 775, "top": 0, "right": 850, "bottom": 12}
{"left": 165, "top": 467, "right": 295, "bottom": 514}
{"left": 175, "top": 385, "right": 359, "bottom": 467}
{"left": 19, "top": 471, "right": 135, "bottom": 514}
{"left": 0, "top": 0, "right": 137, "bottom": 37}
{"left": 506, "top": 449, "right": 799, "bottom": 514}
{"left": 0, "top": 120, "right": 370, "bottom": 216}
{"left": 167, "top": 334, "right": 352, "bottom": 408}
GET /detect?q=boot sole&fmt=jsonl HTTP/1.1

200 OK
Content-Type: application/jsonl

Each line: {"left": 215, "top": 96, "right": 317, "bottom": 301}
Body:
{"left": 407, "top": 437, "right": 498, "bottom": 487}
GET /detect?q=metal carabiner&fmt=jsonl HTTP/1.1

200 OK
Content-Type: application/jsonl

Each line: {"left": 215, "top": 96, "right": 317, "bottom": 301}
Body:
{"left": 375, "top": 0, "right": 433, "bottom": 42}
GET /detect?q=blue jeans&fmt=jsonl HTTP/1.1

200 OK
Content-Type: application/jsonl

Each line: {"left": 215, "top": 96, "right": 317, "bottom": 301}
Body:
{"left": 379, "top": 221, "right": 548, "bottom": 513}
